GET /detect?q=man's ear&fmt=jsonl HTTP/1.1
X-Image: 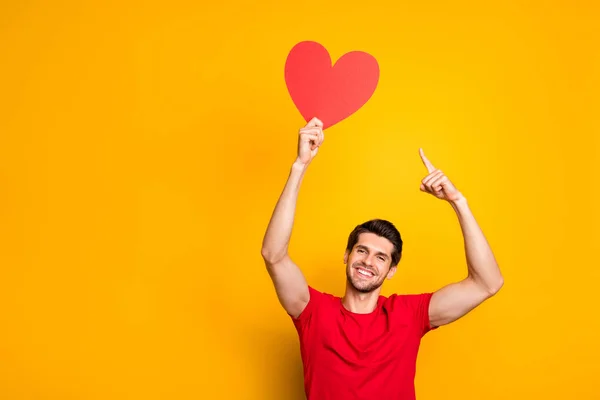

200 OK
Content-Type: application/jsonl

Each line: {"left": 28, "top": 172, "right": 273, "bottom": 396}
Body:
{"left": 343, "top": 250, "right": 349, "bottom": 264}
{"left": 386, "top": 265, "right": 398, "bottom": 280}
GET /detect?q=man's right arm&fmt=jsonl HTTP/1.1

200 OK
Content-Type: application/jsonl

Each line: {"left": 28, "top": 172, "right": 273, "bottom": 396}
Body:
{"left": 261, "top": 118, "right": 324, "bottom": 318}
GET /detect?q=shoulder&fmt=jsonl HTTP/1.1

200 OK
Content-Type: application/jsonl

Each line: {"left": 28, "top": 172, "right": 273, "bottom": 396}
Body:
{"left": 383, "top": 292, "right": 438, "bottom": 335}
{"left": 382, "top": 292, "right": 435, "bottom": 312}
{"left": 292, "top": 286, "right": 339, "bottom": 322}
{"left": 308, "top": 286, "right": 339, "bottom": 306}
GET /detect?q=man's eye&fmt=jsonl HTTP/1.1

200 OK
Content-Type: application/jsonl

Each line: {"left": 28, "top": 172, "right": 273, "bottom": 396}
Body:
{"left": 378, "top": 257, "right": 385, "bottom": 261}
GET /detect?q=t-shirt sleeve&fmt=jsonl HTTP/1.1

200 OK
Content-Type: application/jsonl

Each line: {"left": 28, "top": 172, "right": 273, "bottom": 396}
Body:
{"left": 289, "top": 286, "right": 323, "bottom": 333}
{"left": 416, "top": 292, "right": 438, "bottom": 336}
{"left": 402, "top": 292, "right": 438, "bottom": 337}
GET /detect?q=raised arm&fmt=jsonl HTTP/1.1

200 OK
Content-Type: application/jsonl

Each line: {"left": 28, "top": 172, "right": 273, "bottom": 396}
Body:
{"left": 261, "top": 117, "right": 324, "bottom": 318}
{"left": 418, "top": 149, "right": 504, "bottom": 328}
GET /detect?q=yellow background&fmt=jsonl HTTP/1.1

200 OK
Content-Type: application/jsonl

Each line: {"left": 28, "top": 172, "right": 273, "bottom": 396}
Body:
{"left": 1, "top": 1, "right": 599, "bottom": 399}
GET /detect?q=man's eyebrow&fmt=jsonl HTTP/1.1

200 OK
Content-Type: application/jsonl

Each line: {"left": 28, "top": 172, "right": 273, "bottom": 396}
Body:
{"left": 356, "top": 245, "right": 389, "bottom": 258}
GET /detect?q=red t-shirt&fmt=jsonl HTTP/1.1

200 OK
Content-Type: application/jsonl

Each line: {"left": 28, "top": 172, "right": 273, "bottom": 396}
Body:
{"left": 291, "top": 286, "right": 437, "bottom": 400}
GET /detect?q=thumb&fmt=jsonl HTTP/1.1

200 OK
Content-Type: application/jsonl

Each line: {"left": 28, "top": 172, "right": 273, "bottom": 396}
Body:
{"left": 306, "top": 117, "right": 324, "bottom": 128}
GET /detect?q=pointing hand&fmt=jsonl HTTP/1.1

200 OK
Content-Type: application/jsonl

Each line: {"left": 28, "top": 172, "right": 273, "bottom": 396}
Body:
{"left": 419, "top": 148, "right": 463, "bottom": 202}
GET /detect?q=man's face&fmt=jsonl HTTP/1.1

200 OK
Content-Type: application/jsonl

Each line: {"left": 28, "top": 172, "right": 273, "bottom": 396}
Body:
{"left": 345, "top": 232, "right": 397, "bottom": 293}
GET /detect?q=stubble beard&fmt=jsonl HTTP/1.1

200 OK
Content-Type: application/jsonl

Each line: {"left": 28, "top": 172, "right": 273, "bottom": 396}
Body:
{"left": 346, "top": 262, "right": 385, "bottom": 293}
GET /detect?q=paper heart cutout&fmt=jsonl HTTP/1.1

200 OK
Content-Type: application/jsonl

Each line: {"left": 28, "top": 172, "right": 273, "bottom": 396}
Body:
{"left": 284, "top": 41, "right": 380, "bottom": 129}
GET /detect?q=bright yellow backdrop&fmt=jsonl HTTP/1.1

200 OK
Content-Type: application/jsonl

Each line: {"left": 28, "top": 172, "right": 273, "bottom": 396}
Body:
{"left": 1, "top": 1, "right": 598, "bottom": 399}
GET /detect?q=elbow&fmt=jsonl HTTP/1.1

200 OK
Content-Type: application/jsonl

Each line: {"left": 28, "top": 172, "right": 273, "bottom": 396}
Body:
{"left": 260, "top": 247, "right": 274, "bottom": 263}
{"left": 470, "top": 272, "right": 504, "bottom": 298}
{"left": 487, "top": 275, "right": 504, "bottom": 297}
{"left": 260, "top": 247, "right": 286, "bottom": 265}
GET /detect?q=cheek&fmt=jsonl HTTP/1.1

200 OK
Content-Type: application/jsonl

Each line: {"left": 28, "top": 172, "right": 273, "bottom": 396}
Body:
{"left": 378, "top": 263, "right": 391, "bottom": 274}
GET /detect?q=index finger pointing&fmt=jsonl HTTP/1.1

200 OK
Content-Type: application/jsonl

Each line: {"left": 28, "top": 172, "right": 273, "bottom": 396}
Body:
{"left": 419, "top": 148, "right": 436, "bottom": 173}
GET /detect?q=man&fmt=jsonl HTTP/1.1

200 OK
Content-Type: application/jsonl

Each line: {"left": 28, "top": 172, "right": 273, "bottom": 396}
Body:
{"left": 261, "top": 117, "right": 504, "bottom": 399}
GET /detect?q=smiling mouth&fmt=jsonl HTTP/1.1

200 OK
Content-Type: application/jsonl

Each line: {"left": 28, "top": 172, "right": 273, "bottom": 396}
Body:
{"left": 355, "top": 267, "right": 375, "bottom": 278}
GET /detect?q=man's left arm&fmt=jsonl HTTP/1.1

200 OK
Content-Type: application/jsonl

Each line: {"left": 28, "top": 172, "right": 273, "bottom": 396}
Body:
{"left": 417, "top": 149, "right": 504, "bottom": 328}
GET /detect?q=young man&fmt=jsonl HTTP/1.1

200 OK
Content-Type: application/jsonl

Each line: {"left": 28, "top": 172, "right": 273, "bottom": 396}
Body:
{"left": 261, "top": 117, "right": 503, "bottom": 399}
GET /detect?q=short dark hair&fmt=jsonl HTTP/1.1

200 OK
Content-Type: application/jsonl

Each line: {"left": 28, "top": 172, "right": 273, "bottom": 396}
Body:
{"left": 346, "top": 219, "right": 403, "bottom": 266}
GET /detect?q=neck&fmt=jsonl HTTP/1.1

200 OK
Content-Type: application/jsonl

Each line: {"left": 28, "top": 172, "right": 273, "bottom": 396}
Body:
{"left": 341, "top": 283, "right": 382, "bottom": 314}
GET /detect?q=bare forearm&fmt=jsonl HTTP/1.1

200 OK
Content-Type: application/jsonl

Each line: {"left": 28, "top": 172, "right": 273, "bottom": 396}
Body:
{"left": 451, "top": 195, "right": 504, "bottom": 294}
{"left": 261, "top": 160, "right": 308, "bottom": 263}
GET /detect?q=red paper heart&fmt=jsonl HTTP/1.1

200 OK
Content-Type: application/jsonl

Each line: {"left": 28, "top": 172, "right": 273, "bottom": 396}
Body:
{"left": 285, "top": 41, "right": 380, "bottom": 129}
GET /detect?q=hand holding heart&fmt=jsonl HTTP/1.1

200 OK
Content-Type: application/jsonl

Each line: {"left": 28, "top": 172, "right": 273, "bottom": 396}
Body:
{"left": 419, "top": 148, "right": 463, "bottom": 203}
{"left": 296, "top": 117, "right": 325, "bottom": 166}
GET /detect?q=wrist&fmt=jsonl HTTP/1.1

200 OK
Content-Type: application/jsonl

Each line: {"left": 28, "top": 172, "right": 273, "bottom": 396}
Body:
{"left": 449, "top": 193, "right": 468, "bottom": 211}
{"left": 293, "top": 158, "right": 310, "bottom": 171}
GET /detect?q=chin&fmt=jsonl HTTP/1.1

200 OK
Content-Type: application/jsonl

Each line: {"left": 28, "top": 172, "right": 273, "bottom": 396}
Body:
{"left": 348, "top": 277, "right": 382, "bottom": 293}
{"left": 354, "top": 284, "right": 377, "bottom": 293}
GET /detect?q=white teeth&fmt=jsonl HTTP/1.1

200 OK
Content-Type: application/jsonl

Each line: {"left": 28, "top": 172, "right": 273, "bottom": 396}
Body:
{"left": 358, "top": 269, "right": 373, "bottom": 277}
